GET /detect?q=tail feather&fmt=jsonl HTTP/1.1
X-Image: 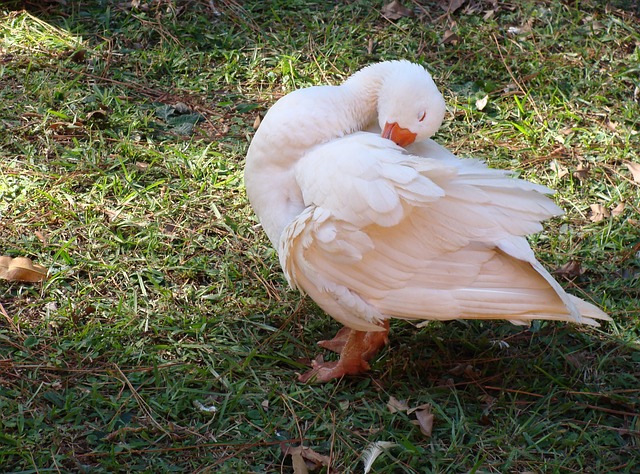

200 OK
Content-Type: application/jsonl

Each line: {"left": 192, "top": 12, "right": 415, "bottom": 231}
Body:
{"left": 569, "top": 295, "right": 611, "bottom": 326}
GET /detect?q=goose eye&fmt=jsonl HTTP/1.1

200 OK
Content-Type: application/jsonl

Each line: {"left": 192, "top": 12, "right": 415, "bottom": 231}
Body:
{"left": 418, "top": 111, "right": 426, "bottom": 122}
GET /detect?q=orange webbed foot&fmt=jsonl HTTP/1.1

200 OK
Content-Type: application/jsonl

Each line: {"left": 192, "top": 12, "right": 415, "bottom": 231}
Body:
{"left": 298, "top": 321, "right": 390, "bottom": 383}
{"left": 317, "top": 327, "right": 351, "bottom": 353}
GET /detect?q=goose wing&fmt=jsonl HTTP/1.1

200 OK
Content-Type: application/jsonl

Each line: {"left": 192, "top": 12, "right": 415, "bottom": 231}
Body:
{"left": 280, "top": 132, "right": 609, "bottom": 331}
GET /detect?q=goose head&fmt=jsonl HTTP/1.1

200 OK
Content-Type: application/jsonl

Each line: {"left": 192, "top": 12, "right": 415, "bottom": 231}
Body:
{"left": 377, "top": 63, "right": 446, "bottom": 147}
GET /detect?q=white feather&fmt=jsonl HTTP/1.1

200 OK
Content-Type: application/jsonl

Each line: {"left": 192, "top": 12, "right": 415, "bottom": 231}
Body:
{"left": 245, "top": 60, "right": 610, "bottom": 336}
{"left": 362, "top": 441, "right": 397, "bottom": 474}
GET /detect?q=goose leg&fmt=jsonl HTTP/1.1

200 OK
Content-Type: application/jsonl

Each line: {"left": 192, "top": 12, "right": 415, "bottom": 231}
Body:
{"left": 317, "top": 327, "right": 352, "bottom": 353}
{"left": 298, "top": 321, "right": 390, "bottom": 383}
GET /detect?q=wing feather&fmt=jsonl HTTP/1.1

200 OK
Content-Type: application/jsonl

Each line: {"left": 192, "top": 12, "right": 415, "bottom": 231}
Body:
{"left": 281, "top": 132, "right": 610, "bottom": 331}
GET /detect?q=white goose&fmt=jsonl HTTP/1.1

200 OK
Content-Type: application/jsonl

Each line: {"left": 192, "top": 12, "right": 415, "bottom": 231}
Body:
{"left": 244, "top": 61, "right": 610, "bottom": 383}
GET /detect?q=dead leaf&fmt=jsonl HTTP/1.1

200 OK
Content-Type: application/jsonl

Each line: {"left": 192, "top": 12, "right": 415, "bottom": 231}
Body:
{"left": 481, "top": 394, "right": 497, "bottom": 406}
{"left": 415, "top": 410, "right": 434, "bottom": 437}
{"left": 381, "top": 0, "right": 413, "bottom": 20}
{"left": 410, "top": 405, "right": 434, "bottom": 437}
{"left": 483, "top": 9, "right": 496, "bottom": 20}
{"left": 291, "top": 451, "right": 309, "bottom": 474}
{"left": 284, "top": 446, "right": 332, "bottom": 473}
{"left": 442, "top": 29, "right": 459, "bottom": 45}
{"left": 475, "top": 95, "right": 488, "bottom": 111}
{"left": 550, "top": 160, "right": 569, "bottom": 179}
{"left": 611, "top": 202, "right": 625, "bottom": 217}
{"left": 604, "top": 119, "right": 618, "bottom": 132}
{"left": 367, "top": 37, "right": 375, "bottom": 55}
{"left": 555, "top": 260, "right": 584, "bottom": 279}
{"left": 86, "top": 109, "right": 109, "bottom": 122}
{"left": 502, "top": 83, "right": 518, "bottom": 95}
{"left": 173, "top": 102, "right": 191, "bottom": 114}
{"left": 387, "top": 396, "right": 409, "bottom": 413}
{"left": 448, "top": 362, "right": 472, "bottom": 376}
{"left": 440, "top": 0, "right": 466, "bottom": 13}
{"left": 407, "top": 402, "right": 432, "bottom": 415}
{"left": 387, "top": 400, "right": 437, "bottom": 438}
{"left": 68, "top": 49, "right": 87, "bottom": 63}
{"left": 625, "top": 161, "right": 640, "bottom": 183}
{"left": 252, "top": 114, "right": 261, "bottom": 130}
{"left": 0, "top": 256, "right": 48, "bottom": 283}
{"left": 583, "top": 15, "right": 605, "bottom": 34}
{"left": 589, "top": 203, "right": 610, "bottom": 222}
{"left": 565, "top": 352, "right": 588, "bottom": 370}
{"left": 573, "top": 162, "right": 589, "bottom": 181}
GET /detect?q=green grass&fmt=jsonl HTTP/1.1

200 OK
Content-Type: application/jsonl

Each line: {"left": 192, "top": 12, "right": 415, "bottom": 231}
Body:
{"left": 1, "top": 1, "right": 639, "bottom": 472}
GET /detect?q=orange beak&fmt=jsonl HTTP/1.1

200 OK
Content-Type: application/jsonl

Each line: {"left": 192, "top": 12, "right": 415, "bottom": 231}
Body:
{"left": 381, "top": 122, "right": 417, "bottom": 147}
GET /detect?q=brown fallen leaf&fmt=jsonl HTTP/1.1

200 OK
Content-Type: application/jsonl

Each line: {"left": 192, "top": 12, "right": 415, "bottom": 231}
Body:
{"left": 440, "top": 0, "right": 466, "bottom": 13}
{"left": 367, "top": 37, "right": 375, "bottom": 55}
{"left": 573, "top": 162, "right": 589, "bottom": 181}
{"left": 34, "top": 231, "right": 47, "bottom": 244}
{"left": 611, "top": 202, "right": 625, "bottom": 217}
{"left": 442, "top": 29, "right": 460, "bottom": 45}
{"left": 387, "top": 396, "right": 409, "bottom": 413}
{"left": 0, "top": 256, "right": 48, "bottom": 283}
{"left": 589, "top": 203, "right": 610, "bottom": 222}
{"left": 409, "top": 404, "right": 434, "bottom": 437}
{"left": 555, "top": 260, "right": 584, "bottom": 279}
{"left": 483, "top": 8, "right": 496, "bottom": 20}
{"left": 68, "top": 49, "right": 87, "bottom": 63}
{"left": 291, "top": 451, "right": 308, "bottom": 474}
{"left": 381, "top": 0, "right": 413, "bottom": 20}
{"left": 603, "top": 118, "right": 618, "bottom": 132}
{"left": 173, "top": 102, "right": 191, "bottom": 114}
{"left": 481, "top": 393, "right": 497, "bottom": 406}
{"left": 387, "top": 399, "right": 436, "bottom": 438}
{"left": 625, "top": 161, "right": 640, "bottom": 183}
{"left": 86, "top": 109, "right": 109, "bottom": 122}
{"left": 565, "top": 352, "right": 589, "bottom": 370}
{"left": 252, "top": 114, "right": 261, "bottom": 130}
{"left": 284, "top": 446, "right": 333, "bottom": 473}
{"left": 550, "top": 160, "right": 569, "bottom": 179}
{"left": 448, "top": 362, "right": 472, "bottom": 376}
{"left": 415, "top": 410, "right": 434, "bottom": 437}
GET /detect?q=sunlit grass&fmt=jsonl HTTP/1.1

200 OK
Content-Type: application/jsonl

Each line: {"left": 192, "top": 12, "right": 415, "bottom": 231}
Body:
{"left": 1, "top": 1, "right": 639, "bottom": 472}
